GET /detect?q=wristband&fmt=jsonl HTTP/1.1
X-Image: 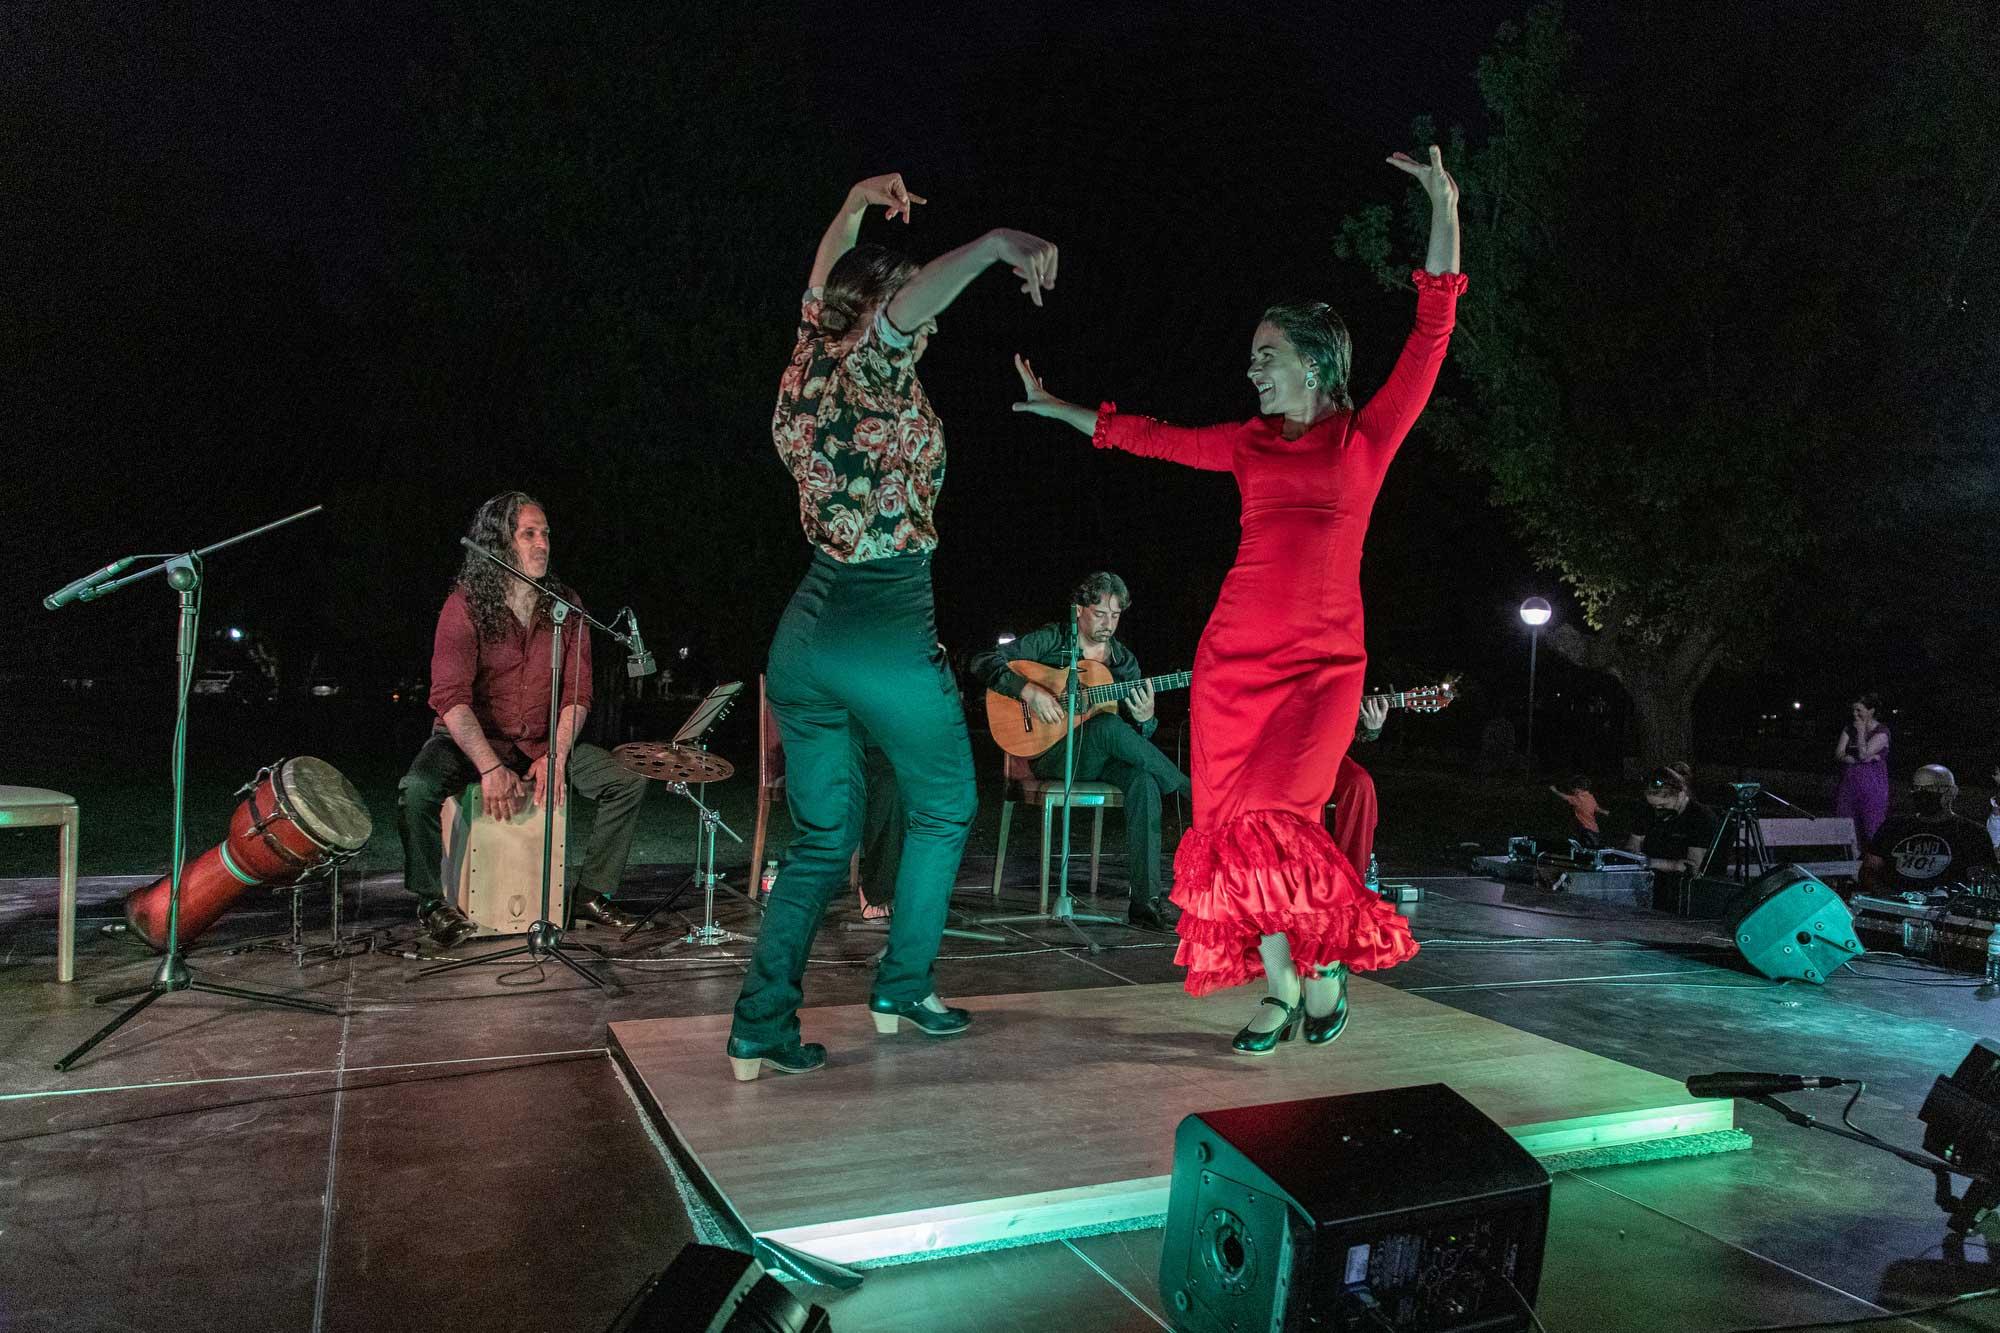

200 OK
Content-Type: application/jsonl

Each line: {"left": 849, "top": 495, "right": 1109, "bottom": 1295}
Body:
{"left": 479, "top": 764, "right": 500, "bottom": 778}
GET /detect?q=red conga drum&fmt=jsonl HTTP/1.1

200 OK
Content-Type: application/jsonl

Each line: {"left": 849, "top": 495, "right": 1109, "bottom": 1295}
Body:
{"left": 123, "top": 756, "right": 373, "bottom": 950}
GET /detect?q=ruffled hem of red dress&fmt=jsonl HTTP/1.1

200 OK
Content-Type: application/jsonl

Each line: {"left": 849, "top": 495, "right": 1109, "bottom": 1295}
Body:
{"left": 1411, "top": 268, "right": 1469, "bottom": 297}
{"left": 1169, "top": 808, "right": 1419, "bottom": 997}
{"left": 1090, "top": 402, "right": 1120, "bottom": 450}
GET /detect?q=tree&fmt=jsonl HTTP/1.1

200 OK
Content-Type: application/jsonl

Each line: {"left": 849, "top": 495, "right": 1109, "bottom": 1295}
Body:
{"left": 1336, "top": 1, "right": 2000, "bottom": 767}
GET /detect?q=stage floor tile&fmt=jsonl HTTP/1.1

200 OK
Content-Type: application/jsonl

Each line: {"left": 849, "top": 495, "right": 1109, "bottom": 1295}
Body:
{"left": 611, "top": 979, "right": 1732, "bottom": 1265}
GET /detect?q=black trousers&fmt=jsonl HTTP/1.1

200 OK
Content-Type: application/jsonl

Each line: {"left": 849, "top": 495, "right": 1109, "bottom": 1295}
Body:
{"left": 1030, "top": 714, "right": 1191, "bottom": 904}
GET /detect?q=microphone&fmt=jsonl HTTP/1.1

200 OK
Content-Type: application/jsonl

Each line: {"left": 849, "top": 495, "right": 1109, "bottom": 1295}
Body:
{"left": 1686, "top": 1072, "right": 1849, "bottom": 1098}
{"left": 625, "top": 611, "right": 657, "bottom": 678}
{"left": 43, "top": 556, "right": 138, "bottom": 610}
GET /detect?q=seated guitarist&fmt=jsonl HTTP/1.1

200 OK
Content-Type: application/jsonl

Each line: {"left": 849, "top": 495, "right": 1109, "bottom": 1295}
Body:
{"left": 970, "top": 571, "right": 1192, "bottom": 929}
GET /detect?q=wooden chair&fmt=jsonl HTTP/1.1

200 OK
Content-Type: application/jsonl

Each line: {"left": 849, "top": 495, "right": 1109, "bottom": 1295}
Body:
{"left": 0, "top": 785, "right": 79, "bottom": 982}
{"left": 748, "top": 675, "right": 858, "bottom": 900}
{"left": 989, "top": 751, "right": 1123, "bottom": 914}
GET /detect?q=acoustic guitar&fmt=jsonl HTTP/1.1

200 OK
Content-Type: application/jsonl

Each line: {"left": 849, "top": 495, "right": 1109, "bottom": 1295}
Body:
{"left": 986, "top": 662, "right": 1456, "bottom": 758}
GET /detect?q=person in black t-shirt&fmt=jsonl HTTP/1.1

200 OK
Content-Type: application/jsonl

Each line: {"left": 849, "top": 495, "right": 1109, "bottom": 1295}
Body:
{"left": 1622, "top": 766, "right": 1719, "bottom": 912}
{"left": 1862, "top": 764, "right": 1998, "bottom": 896}
{"left": 1625, "top": 766, "right": 1720, "bottom": 873}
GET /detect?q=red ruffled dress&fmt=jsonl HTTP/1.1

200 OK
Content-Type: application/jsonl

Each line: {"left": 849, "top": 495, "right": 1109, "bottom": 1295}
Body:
{"left": 1092, "top": 269, "right": 1466, "bottom": 995}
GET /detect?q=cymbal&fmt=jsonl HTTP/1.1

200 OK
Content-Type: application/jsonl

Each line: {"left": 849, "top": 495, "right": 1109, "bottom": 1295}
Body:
{"left": 612, "top": 742, "right": 735, "bottom": 785}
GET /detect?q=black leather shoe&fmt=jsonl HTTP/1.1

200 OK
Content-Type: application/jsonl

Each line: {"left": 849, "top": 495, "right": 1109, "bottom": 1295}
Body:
{"left": 573, "top": 890, "right": 644, "bottom": 930}
{"left": 418, "top": 900, "right": 477, "bottom": 948}
{"left": 1231, "top": 996, "right": 1300, "bottom": 1055}
{"left": 869, "top": 994, "right": 971, "bottom": 1036}
{"left": 726, "top": 1036, "right": 827, "bottom": 1082}
{"left": 1127, "top": 896, "right": 1181, "bottom": 930}
{"left": 1303, "top": 965, "right": 1350, "bottom": 1046}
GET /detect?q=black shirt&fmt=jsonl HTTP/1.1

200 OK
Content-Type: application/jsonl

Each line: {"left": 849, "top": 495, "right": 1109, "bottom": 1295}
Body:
{"left": 1641, "top": 800, "right": 1720, "bottom": 863}
{"left": 1867, "top": 815, "right": 1998, "bottom": 893}
{"left": 967, "top": 620, "right": 1158, "bottom": 742}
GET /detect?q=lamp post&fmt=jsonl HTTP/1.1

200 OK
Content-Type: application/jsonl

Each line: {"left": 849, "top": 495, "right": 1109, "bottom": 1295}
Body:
{"left": 1519, "top": 597, "right": 1552, "bottom": 772}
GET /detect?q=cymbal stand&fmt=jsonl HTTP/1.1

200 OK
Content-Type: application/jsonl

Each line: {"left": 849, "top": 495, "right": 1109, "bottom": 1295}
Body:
{"left": 645, "top": 782, "right": 754, "bottom": 950}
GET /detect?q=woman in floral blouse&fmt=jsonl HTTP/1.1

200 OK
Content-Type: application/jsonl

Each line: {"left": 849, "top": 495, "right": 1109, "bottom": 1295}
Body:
{"left": 728, "top": 173, "right": 1059, "bottom": 1082}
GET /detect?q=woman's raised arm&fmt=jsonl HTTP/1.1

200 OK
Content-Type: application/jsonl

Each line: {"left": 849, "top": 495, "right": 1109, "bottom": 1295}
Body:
{"left": 808, "top": 174, "right": 926, "bottom": 290}
{"left": 885, "top": 228, "right": 1058, "bottom": 331}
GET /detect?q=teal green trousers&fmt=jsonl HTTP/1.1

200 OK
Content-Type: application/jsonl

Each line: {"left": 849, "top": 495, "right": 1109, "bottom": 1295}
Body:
{"left": 730, "top": 551, "right": 977, "bottom": 1047}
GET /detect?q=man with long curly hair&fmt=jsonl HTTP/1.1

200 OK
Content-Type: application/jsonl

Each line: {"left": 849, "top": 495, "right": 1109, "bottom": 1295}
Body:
{"left": 396, "top": 492, "right": 649, "bottom": 945}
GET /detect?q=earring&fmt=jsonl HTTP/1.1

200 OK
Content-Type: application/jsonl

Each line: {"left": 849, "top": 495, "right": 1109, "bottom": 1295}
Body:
{"left": 1306, "top": 375, "right": 1317, "bottom": 388}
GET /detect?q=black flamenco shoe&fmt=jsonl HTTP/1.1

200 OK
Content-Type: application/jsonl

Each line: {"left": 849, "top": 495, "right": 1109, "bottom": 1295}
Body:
{"left": 869, "top": 994, "right": 971, "bottom": 1036}
{"left": 725, "top": 1036, "right": 828, "bottom": 1082}
{"left": 1231, "top": 996, "right": 1300, "bottom": 1056}
{"left": 1302, "top": 964, "right": 1350, "bottom": 1046}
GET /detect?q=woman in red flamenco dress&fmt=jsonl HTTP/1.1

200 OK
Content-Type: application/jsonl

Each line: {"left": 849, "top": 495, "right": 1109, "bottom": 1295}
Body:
{"left": 1012, "top": 145, "right": 1463, "bottom": 1054}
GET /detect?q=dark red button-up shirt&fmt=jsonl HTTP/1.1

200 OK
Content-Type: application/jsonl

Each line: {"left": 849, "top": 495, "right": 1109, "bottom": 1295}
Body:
{"left": 427, "top": 586, "right": 592, "bottom": 760}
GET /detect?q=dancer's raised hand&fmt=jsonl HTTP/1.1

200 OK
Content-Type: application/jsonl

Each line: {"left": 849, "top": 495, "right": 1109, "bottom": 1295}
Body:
{"left": 985, "top": 229, "right": 1059, "bottom": 306}
{"left": 852, "top": 173, "right": 927, "bottom": 224}
{"left": 1387, "top": 144, "right": 1458, "bottom": 210}
{"left": 1012, "top": 354, "right": 1068, "bottom": 417}
{"left": 1011, "top": 354, "right": 1098, "bottom": 435}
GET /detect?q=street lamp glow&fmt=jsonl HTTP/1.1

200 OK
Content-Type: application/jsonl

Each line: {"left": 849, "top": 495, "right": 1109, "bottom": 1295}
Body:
{"left": 1519, "top": 598, "right": 1552, "bottom": 773}
{"left": 996, "top": 632, "right": 1016, "bottom": 645}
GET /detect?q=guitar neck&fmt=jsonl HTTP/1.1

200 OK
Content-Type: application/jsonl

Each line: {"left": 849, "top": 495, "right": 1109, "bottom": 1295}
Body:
{"left": 1363, "top": 685, "right": 1448, "bottom": 712}
{"left": 1080, "top": 670, "right": 1192, "bottom": 709}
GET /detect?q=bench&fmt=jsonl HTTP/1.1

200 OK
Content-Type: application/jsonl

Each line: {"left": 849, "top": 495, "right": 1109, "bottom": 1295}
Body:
{"left": 1757, "top": 816, "right": 1860, "bottom": 881}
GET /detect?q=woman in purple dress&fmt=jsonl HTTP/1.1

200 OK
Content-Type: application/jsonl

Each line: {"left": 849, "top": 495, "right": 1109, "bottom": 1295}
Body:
{"left": 1832, "top": 693, "right": 1890, "bottom": 842}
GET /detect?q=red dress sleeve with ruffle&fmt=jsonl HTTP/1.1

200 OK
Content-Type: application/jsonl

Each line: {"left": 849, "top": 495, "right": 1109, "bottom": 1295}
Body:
{"left": 1090, "top": 402, "right": 1237, "bottom": 473}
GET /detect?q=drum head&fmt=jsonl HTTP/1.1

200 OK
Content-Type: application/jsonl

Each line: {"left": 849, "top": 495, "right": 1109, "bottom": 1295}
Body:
{"left": 273, "top": 757, "right": 374, "bottom": 853}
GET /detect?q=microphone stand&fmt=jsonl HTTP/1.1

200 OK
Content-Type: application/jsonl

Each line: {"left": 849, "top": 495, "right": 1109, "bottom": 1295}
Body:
{"left": 1743, "top": 1091, "right": 2000, "bottom": 1234}
{"left": 979, "top": 610, "right": 1118, "bottom": 952}
{"left": 413, "top": 540, "right": 648, "bottom": 994}
{"left": 52, "top": 507, "right": 339, "bottom": 1072}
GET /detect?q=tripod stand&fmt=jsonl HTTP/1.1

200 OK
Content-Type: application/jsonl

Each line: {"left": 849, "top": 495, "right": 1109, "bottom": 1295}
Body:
{"left": 50, "top": 509, "right": 340, "bottom": 1072}
{"left": 978, "top": 615, "right": 1119, "bottom": 953}
{"left": 416, "top": 541, "right": 649, "bottom": 995}
{"left": 1704, "top": 780, "right": 1813, "bottom": 884}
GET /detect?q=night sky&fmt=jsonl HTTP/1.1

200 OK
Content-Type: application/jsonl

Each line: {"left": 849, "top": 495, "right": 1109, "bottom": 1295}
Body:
{"left": 5, "top": 2, "right": 1985, "bottom": 761}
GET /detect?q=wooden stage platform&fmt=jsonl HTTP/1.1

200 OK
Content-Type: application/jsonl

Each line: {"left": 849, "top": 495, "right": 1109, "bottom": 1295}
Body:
{"left": 610, "top": 981, "right": 1736, "bottom": 1267}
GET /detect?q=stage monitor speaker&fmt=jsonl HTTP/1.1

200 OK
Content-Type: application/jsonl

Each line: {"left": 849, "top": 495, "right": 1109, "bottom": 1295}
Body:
{"left": 1159, "top": 1083, "right": 1550, "bottom": 1333}
{"left": 1725, "top": 863, "right": 1863, "bottom": 984}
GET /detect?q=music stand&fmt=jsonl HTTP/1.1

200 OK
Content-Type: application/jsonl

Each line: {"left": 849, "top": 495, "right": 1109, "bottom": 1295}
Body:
{"left": 978, "top": 611, "right": 1120, "bottom": 952}
{"left": 48, "top": 508, "right": 341, "bottom": 1072}
{"left": 413, "top": 539, "right": 649, "bottom": 994}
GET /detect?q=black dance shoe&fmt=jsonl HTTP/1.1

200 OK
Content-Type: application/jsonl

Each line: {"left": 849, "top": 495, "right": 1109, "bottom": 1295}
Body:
{"left": 1127, "top": 896, "right": 1181, "bottom": 930}
{"left": 418, "top": 900, "right": 477, "bottom": 948}
{"left": 1231, "top": 996, "right": 1300, "bottom": 1055}
{"left": 573, "top": 890, "right": 644, "bottom": 930}
{"left": 725, "top": 1036, "right": 828, "bottom": 1082}
{"left": 1302, "top": 965, "right": 1350, "bottom": 1046}
{"left": 869, "top": 994, "right": 971, "bottom": 1036}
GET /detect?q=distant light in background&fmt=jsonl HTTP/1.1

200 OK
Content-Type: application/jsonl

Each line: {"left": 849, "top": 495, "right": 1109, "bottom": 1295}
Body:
{"left": 227, "top": 627, "right": 244, "bottom": 641}
{"left": 1519, "top": 598, "right": 1552, "bottom": 771}
{"left": 996, "top": 632, "right": 1016, "bottom": 645}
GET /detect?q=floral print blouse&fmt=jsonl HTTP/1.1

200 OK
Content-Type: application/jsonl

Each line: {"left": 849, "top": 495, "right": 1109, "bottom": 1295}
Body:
{"left": 772, "top": 288, "right": 945, "bottom": 563}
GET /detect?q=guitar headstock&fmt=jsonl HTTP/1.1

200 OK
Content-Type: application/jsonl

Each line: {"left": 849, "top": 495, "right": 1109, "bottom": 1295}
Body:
{"left": 1402, "top": 678, "right": 1458, "bottom": 713}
